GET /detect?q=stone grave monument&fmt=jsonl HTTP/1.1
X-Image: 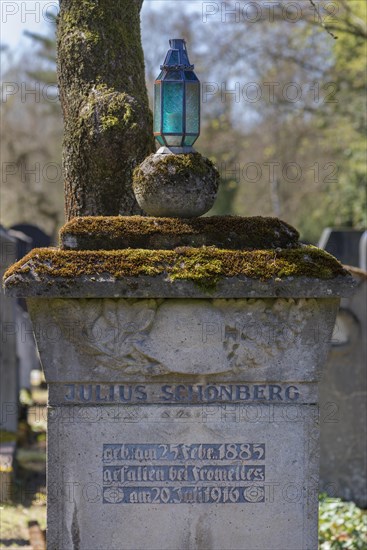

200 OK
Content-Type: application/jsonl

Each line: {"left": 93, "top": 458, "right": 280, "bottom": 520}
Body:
{"left": 3, "top": 13, "right": 355, "bottom": 549}
{"left": 4, "top": 219, "right": 354, "bottom": 549}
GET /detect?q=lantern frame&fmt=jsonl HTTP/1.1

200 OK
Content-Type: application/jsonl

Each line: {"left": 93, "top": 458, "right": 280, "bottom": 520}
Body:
{"left": 154, "top": 39, "right": 200, "bottom": 149}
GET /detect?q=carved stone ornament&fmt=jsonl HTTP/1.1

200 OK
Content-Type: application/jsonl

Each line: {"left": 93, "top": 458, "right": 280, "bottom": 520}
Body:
{"left": 45, "top": 297, "right": 335, "bottom": 378}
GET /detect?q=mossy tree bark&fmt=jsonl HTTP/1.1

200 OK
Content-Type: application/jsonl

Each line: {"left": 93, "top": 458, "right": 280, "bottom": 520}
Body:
{"left": 57, "top": 0, "right": 154, "bottom": 219}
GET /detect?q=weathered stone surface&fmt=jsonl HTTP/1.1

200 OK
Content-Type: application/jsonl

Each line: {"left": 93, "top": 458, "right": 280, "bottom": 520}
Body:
{"left": 27, "top": 297, "right": 339, "bottom": 384}
{"left": 60, "top": 215, "right": 300, "bottom": 251}
{"left": 320, "top": 269, "right": 367, "bottom": 508}
{"left": 3, "top": 247, "right": 354, "bottom": 299}
{"left": 20, "top": 288, "right": 344, "bottom": 549}
{"left": 4, "top": 272, "right": 355, "bottom": 300}
{"left": 47, "top": 403, "right": 319, "bottom": 550}
{"left": 132, "top": 152, "right": 219, "bottom": 217}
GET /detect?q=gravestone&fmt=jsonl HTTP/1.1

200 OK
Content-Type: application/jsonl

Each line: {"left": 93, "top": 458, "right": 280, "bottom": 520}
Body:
{"left": 10, "top": 223, "right": 51, "bottom": 251}
{"left": 0, "top": 227, "right": 19, "bottom": 434}
{"left": 8, "top": 228, "right": 33, "bottom": 263}
{"left": 4, "top": 217, "right": 354, "bottom": 549}
{"left": 319, "top": 267, "right": 367, "bottom": 508}
{"left": 15, "top": 305, "right": 40, "bottom": 391}
{"left": 360, "top": 231, "right": 367, "bottom": 271}
{"left": 0, "top": 227, "right": 18, "bottom": 502}
{"left": 8, "top": 229, "right": 39, "bottom": 390}
{"left": 318, "top": 228, "right": 365, "bottom": 267}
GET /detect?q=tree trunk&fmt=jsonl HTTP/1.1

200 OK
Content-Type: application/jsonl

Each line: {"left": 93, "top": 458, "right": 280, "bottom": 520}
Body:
{"left": 57, "top": 0, "right": 154, "bottom": 219}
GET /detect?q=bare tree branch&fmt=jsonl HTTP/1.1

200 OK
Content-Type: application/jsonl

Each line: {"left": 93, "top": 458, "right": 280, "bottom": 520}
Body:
{"left": 308, "top": 0, "right": 338, "bottom": 39}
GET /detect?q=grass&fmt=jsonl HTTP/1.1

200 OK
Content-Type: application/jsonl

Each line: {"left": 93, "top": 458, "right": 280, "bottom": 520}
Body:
{"left": 0, "top": 503, "right": 46, "bottom": 548}
{"left": 319, "top": 495, "right": 367, "bottom": 549}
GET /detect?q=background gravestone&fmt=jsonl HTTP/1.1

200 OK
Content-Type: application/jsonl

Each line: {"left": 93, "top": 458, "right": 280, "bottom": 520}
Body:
{"left": 360, "top": 231, "right": 367, "bottom": 271}
{"left": 8, "top": 225, "right": 47, "bottom": 390}
{"left": 319, "top": 268, "right": 367, "bottom": 508}
{"left": 318, "top": 228, "right": 365, "bottom": 267}
{"left": 318, "top": 229, "right": 367, "bottom": 508}
{"left": 0, "top": 227, "right": 19, "bottom": 434}
{"left": 10, "top": 224, "right": 52, "bottom": 251}
{"left": 0, "top": 227, "right": 18, "bottom": 502}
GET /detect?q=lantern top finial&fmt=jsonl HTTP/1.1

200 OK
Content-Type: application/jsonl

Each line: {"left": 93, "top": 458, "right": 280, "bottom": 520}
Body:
{"left": 161, "top": 38, "right": 194, "bottom": 71}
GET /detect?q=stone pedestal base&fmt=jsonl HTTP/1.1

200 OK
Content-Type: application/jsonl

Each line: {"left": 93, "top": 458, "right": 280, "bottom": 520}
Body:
{"left": 48, "top": 403, "right": 318, "bottom": 550}
{"left": 4, "top": 216, "right": 354, "bottom": 549}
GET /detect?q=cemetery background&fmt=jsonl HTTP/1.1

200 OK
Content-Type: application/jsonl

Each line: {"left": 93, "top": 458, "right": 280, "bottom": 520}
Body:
{"left": 0, "top": 0, "right": 366, "bottom": 548}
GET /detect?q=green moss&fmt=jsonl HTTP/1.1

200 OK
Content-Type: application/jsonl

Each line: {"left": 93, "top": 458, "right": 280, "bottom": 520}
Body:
{"left": 4, "top": 246, "right": 348, "bottom": 290}
{"left": 60, "top": 215, "right": 300, "bottom": 251}
{"left": 133, "top": 153, "right": 219, "bottom": 191}
{"left": 156, "top": 153, "right": 216, "bottom": 178}
{"left": 100, "top": 115, "right": 119, "bottom": 130}
{"left": 80, "top": 87, "right": 134, "bottom": 132}
{"left": 0, "top": 430, "right": 17, "bottom": 444}
{"left": 170, "top": 254, "right": 223, "bottom": 289}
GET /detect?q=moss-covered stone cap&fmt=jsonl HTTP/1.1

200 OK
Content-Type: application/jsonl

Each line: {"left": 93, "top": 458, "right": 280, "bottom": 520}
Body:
{"left": 60, "top": 215, "right": 300, "bottom": 251}
{"left": 4, "top": 246, "right": 354, "bottom": 298}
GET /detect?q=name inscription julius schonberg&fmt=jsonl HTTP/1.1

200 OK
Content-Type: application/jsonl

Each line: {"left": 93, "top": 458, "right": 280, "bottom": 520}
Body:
{"left": 64, "top": 383, "right": 300, "bottom": 403}
{"left": 103, "top": 443, "right": 266, "bottom": 505}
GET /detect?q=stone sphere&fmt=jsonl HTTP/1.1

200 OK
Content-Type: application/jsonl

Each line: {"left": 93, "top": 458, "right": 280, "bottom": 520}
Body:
{"left": 132, "top": 152, "right": 219, "bottom": 218}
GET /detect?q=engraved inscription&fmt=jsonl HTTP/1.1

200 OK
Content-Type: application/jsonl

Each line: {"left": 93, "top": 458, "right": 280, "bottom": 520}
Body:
{"left": 63, "top": 383, "right": 301, "bottom": 404}
{"left": 103, "top": 443, "right": 266, "bottom": 504}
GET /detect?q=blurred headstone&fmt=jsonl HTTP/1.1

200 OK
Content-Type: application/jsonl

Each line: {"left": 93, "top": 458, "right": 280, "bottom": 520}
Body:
{"left": 0, "top": 227, "right": 18, "bottom": 502}
{"left": 0, "top": 227, "right": 19, "bottom": 433}
{"left": 10, "top": 223, "right": 51, "bottom": 251}
{"left": 360, "top": 231, "right": 367, "bottom": 271}
{"left": 319, "top": 267, "right": 367, "bottom": 508}
{"left": 318, "top": 228, "right": 364, "bottom": 267}
{"left": 8, "top": 228, "right": 32, "bottom": 262}
{"left": 16, "top": 305, "right": 40, "bottom": 390}
{"left": 8, "top": 228, "right": 42, "bottom": 389}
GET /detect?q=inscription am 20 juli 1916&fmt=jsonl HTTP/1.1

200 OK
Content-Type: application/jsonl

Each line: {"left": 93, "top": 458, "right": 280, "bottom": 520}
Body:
{"left": 102, "top": 443, "right": 266, "bottom": 505}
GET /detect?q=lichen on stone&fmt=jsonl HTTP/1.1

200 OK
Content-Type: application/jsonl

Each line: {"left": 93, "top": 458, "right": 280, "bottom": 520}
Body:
{"left": 134, "top": 152, "right": 218, "bottom": 181}
{"left": 4, "top": 245, "right": 349, "bottom": 291}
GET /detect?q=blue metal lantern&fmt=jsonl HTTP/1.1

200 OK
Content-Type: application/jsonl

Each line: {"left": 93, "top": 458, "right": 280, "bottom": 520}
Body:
{"left": 154, "top": 39, "right": 200, "bottom": 148}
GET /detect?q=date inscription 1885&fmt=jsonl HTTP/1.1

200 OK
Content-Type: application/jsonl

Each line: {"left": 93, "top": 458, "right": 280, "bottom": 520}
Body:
{"left": 103, "top": 443, "right": 266, "bottom": 505}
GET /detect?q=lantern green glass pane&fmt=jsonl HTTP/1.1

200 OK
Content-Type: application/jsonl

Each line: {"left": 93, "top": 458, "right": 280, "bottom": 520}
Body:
{"left": 183, "top": 135, "right": 197, "bottom": 146}
{"left": 185, "top": 82, "right": 200, "bottom": 134}
{"left": 162, "top": 82, "right": 184, "bottom": 134}
{"left": 153, "top": 83, "right": 161, "bottom": 133}
{"left": 155, "top": 135, "right": 165, "bottom": 146}
{"left": 165, "top": 135, "right": 183, "bottom": 147}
